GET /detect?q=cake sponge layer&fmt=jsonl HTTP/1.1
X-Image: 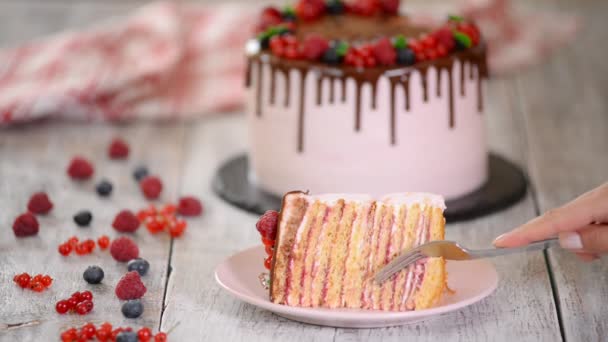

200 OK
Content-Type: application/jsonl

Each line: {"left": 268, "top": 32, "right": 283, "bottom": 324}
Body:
{"left": 270, "top": 192, "right": 447, "bottom": 311}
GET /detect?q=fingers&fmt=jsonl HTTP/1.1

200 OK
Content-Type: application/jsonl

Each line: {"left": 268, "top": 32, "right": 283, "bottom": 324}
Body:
{"left": 559, "top": 224, "right": 608, "bottom": 254}
{"left": 494, "top": 182, "right": 608, "bottom": 248}
{"left": 574, "top": 252, "right": 599, "bottom": 262}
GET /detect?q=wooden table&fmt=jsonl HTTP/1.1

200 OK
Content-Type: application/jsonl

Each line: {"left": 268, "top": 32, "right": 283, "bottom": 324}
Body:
{"left": 0, "top": 0, "right": 606, "bottom": 341}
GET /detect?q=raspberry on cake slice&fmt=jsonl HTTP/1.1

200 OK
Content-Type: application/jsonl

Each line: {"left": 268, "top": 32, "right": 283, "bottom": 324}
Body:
{"left": 256, "top": 191, "right": 447, "bottom": 311}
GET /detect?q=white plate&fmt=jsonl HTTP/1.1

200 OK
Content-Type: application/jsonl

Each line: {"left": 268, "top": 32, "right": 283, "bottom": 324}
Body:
{"left": 215, "top": 246, "right": 498, "bottom": 328}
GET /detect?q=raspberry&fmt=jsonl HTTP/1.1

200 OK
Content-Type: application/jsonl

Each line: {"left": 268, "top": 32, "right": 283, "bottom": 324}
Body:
{"left": 108, "top": 138, "right": 130, "bottom": 159}
{"left": 112, "top": 210, "right": 141, "bottom": 233}
{"left": 67, "top": 156, "right": 94, "bottom": 180}
{"left": 380, "top": 0, "right": 400, "bottom": 15}
{"left": 373, "top": 37, "right": 397, "bottom": 66}
{"left": 110, "top": 237, "right": 140, "bottom": 262}
{"left": 351, "top": 0, "right": 380, "bottom": 16}
{"left": 434, "top": 27, "right": 456, "bottom": 52}
{"left": 301, "top": 35, "right": 329, "bottom": 60}
{"left": 295, "top": 0, "right": 325, "bottom": 21}
{"left": 258, "top": 6, "right": 283, "bottom": 32}
{"left": 115, "top": 271, "right": 147, "bottom": 300}
{"left": 12, "top": 212, "right": 39, "bottom": 237}
{"left": 27, "top": 192, "right": 53, "bottom": 215}
{"left": 140, "top": 176, "right": 163, "bottom": 200}
{"left": 421, "top": 35, "right": 438, "bottom": 49}
{"left": 256, "top": 210, "right": 279, "bottom": 240}
{"left": 177, "top": 196, "right": 203, "bottom": 216}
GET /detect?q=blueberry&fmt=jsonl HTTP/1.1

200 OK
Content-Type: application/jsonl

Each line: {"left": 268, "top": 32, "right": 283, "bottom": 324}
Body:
{"left": 121, "top": 300, "right": 144, "bottom": 319}
{"left": 282, "top": 12, "right": 297, "bottom": 22}
{"left": 455, "top": 39, "right": 468, "bottom": 51}
{"left": 326, "top": 1, "right": 345, "bottom": 15}
{"left": 73, "top": 210, "right": 92, "bottom": 227}
{"left": 83, "top": 265, "right": 104, "bottom": 284}
{"left": 322, "top": 48, "right": 342, "bottom": 65}
{"left": 396, "top": 48, "right": 416, "bottom": 66}
{"left": 116, "top": 331, "right": 139, "bottom": 342}
{"left": 127, "top": 258, "right": 150, "bottom": 276}
{"left": 96, "top": 179, "right": 113, "bottom": 197}
{"left": 133, "top": 166, "right": 149, "bottom": 182}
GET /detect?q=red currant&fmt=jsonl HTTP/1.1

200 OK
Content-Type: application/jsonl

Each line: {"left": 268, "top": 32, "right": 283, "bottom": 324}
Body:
{"left": 111, "top": 328, "right": 124, "bottom": 340}
{"left": 16, "top": 273, "right": 31, "bottom": 288}
{"left": 59, "top": 243, "right": 72, "bottom": 256}
{"left": 154, "top": 332, "right": 168, "bottom": 342}
{"left": 169, "top": 220, "right": 187, "bottom": 237}
{"left": 96, "top": 328, "right": 110, "bottom": 341}
{"left": 84, "top": 239, "right": 96, "bottom": 252}
{"left": 68, "top": 236, "right": 79, "bottom": 248}
{"left": 138, "top": 327, "right": 153, "bottom": 342}
{"left": 32, "top": 274, "right": 43, "bottom": 283}
{"left": 30, "top": 281, "right": 45, "bottom": 292}
{"left": 262, "top": 237, "right": 275, "bottom": 247}
{"left": 146, "top": 219, "right": 165, "bottom": 234}
{"left": 80, "top": 323, "right": 96, "bottom": 339}
{"left": 265, "top": 245, "right": 273, "bottom": 256}
{"left": 71, "top": 291, "right": 83, "bottom": 301}
{"left": 61, "top": 328, "right": 78, "bottom": 342}
{"left": 76, "top": 300, "right": 93, "bottom": 315}
{"left": 41, "top": 275, "right": 53, "bottom": 287}
{"left": 98, "top": 235, "right": 110, "bottom": 249}
{"left": 80, "top": 290, "right": 93, "bottom": 301}
{"left": 67, "top": 297, "right": 79, "bottom": 309}
{"left": 161, "top": 204, "right": 177, "bottom": 215}
{"left": 75, "top": 243, "right": 89, "bottom": 255}
{"left": 264, "top": 256, "right": 272, "bottom": 270}
{"left": 55, "top": 300, "right": 70, "bottom": 314}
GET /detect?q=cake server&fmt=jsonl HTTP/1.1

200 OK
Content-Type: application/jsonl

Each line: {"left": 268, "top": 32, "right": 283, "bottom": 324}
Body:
{"left": 374, "top": 238, "right": 559, "bottom": 284}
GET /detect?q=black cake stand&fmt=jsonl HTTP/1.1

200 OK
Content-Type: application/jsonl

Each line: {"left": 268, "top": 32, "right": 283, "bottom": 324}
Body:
{"left": 212, "top": 153, "right": 527, "bottom": 223}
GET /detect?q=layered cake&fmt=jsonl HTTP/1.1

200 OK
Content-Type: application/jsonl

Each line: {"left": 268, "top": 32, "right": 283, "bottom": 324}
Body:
{"left": 246, "top": 0, "right": 488, "bottom": 200}
{"left": 256, "top": 191, "right": 447, "bottom": 311}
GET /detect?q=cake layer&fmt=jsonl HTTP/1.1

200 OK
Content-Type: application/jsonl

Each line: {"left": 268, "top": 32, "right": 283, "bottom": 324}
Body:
{"left": 270, "top": 192, "right": 446, "bottom": 311}
{"left": 246, "top": 50, "right": 488, "bottom": 200}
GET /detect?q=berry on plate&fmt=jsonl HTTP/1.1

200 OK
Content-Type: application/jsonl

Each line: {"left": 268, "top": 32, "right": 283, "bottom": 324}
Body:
{"left": 113, "top": 210, "right": 141, "bottom": 233}
{"left": 12, "top": 212, "right": 39, "bottom": 237}
{"left": 73, "top": 210, "right": 93, "bottom": 227}
{"left": 127, "top": 258, "right": 150, "bottom": 276}
{"left": 83, "top": 265, "right": 105, "bottom": 284}
{"left": 121, "top": 300, "right": 144, "bottom": 319}
{"left": 110, "top": 237, "right": 140, "bottom": 262}
{"left": 67, "top": 156, "right": 94, "bottom": 180}
{"left": 108, "top": 138, "right": 130, "bottom": 159}
{"left": 27, "top": 192, "right": 53, "bottom": 215}
{"left": 140, "top": 176, "right": 163, "bottom": 200}
{"left": 256, "top": 210, "right": 279, "bottom": 240}
{"left": 177, "top": 196, "right": 203, "bottom": 216}
{"left": 115, "top": 271, "right": 147, "bottom": 300}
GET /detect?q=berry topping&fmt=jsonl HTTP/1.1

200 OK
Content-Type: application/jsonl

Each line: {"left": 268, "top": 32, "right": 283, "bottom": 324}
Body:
{"left": 96, "top": 179, "right": 113, "bottom": 197}
{"left": 302, "top": 34, "right": 330, "bottom": 60}
{"left": 295, "top": 0, "right": 325, "bottom": 21}
{"left": 380, "top": 0, "right": 400, "bottom": 15}
{"left": 27, "top": 192, "right": 53, "bottom": 215}
{"left": 121, "top": 299, "right": 144, "bottom": 319}
{"left": 98, "top": 235, "right": 110, "bottom": 249}
{"left": 258, "top": 6, "right": 283, "bottom": 32}
{"left": 373, "top": 37, "right": 397, "bottom": 66}
{"left": 67, "top": 156, "right": 94, "bottom": 180}
{"left": 140, "top": 176, "right": 163, "bottom": 200}
{"left": 108, "top": 138, "right": 130, "bottom": 159}
{"left": 110, "top": 237, "right": 140, "bottom": 262}
{"left": 83, "top": 265, "right": 105, "bottom": 284}
{"left": 454, "top": 31, "right": 473, "bottom": 50}
{"left": 434, "top": 27, "right": 455, "bottom": 52}
{"left": 115, "top": 271, "right": 147, "bottom": 300}
{"left": 112, "top": 210, "right": 141, "bottom": 233}
{"left": 127, "top": 258, "right": 150, "bottom": 276}
{"left": 396, "top": 48, "right": 416, "bottom": 66}
{"left": 133, "top": 166, "right": 150, "bottom": 182}
{"left": 256, "top": 210, "right": 279, "bottom": 240}
{"left": 117, "top": 331, "right": 139, "bottom": 342}
{"left": 351, "top": 0, "right": 380, "bottom": 16}
{"left": 12, "top": 212, "right": 39, "bottom": 237}
{"left": 326, "top": 0, "right": 345, "bottom": 15}
{"left": 73, "top": 210, "right": 93, "bottom": 227}
{"left": 282, "top": 7, "right": 297, "bottom": 21}
{"left": 177, "top": 196, "right": 203, "bottom": 216}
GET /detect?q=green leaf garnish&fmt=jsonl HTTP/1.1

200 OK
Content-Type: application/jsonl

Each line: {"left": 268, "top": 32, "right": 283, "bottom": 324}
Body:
{"left": 448, "top": 14, "right": 464, "bottom": 22}
{"left": 335, "top": 41, "right": 350, "bottom": 57}
{"left": 392, "top": 35, "right": 408, "bottom": 50}
{"left": 257, "top": 26, "right": 289, "bottom": 42}
{"left": 453, "top": 31, "right": 472, "bottom": 48}
{"left": 283, "top": 6, "right": 296, "bottom": 17}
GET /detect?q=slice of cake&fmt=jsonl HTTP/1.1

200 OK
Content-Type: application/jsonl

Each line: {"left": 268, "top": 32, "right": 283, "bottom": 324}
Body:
{"left": 256, "top": 191, "right": 447, "bottom": 311}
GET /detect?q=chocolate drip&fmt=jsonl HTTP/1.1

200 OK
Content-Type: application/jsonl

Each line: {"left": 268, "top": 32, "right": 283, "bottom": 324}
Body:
{"left": 341, "top": 77, "right": 347, "bottom": 102}
{"left": 460, "top": 61, "right": 466, "bottom": 96}
{"left": 477, "top": 66, "right": 483, "bottom": 112}
{"left": 371, "top": 82, "right": 377, "bottom": 110}
{"left": 469, "top": 61, "right": 475, "bottom": 80}
{"left": 245, "top": 58, "right": 253, "bottom": 88}
{"left": 420, "top": 67, "right": 429, "bottom": 102}
{"left": 255, "top": 62, "right": 263, "bottom": 117}
{"left": 316, "top": 75, "right": 323, "bottom": 105}
{"left": 283, "top": 69, "right": 291, "bottom": 107}
{"left": 389, "top": 80, "right": 397, "bottom": 145}
{"left": 355, "top": 81, "right": 362, "bottom": 131}
{"left": 448, "top": 68, "right": 454, "bottom": 128}
{"left": 402, "top": 75, "right": 411, "bottom": 111}
{"left": 436, "top": 68, "right": 442, "bottom": 97}
{"left": 329, "top": 77, "right": 335, "bottom": 104}
{"left": 297, "top": 70, "right": 309, "bottom": 152}
{"left": 269, "top": 66, "right": 277, "bottom": 105}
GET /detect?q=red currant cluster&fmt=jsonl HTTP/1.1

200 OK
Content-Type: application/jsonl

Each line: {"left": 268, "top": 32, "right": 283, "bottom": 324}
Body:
{"left": 345, "top": 45, "right": 377, "bottom": 68}
{"left": 408, "top": 21, "right": 480, "bottom": 62}
{"left": 137, "top": 204, "right": 187, "bottom": 237}
{"left": 350, "top": 0, "right": 400, "bottom": 16}
{"left": 12, "top": 273, "right": 53, "bottom": 292}
{"left": 55, "top": 291, "right": 94, "bottom": 315}
{"left": 270, "top": 35, "right": 301, "bottom": 60}
{"left": 58, "top": 235, "right": 109, "bottom": 256}
{"left": 255, "top": 211, "right": 280, "bottom": 270}
{"left": 60, "top": 322, "right": 168, "bottom": 342}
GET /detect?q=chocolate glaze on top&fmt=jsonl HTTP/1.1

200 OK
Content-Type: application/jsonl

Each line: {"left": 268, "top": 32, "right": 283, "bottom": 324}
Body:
{"left": 247, "top": 45, "right": 487, "bottom": 152}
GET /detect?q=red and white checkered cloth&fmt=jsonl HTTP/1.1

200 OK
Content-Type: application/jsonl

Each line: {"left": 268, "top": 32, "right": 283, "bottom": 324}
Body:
{"left": 0, "top": 1, "right": 578, "bottom": 126}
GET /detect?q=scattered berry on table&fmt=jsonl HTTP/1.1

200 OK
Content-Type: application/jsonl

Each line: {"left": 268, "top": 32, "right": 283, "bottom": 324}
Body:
{"left": 12, "top": 212, "right": 39, "bottom": 237}
{"left": 73, "top": 210, "right": 93, "bottom": 227}
{"left": 140, "top": 176, "right": 163, "bottom": 200}
{"left": 115, "top": 271, "right": 147, "bottom": 300}
{"left": 56, "top": 291, "right": 94, "bottom": 315}
{"left": 113, "top": 210, "right": 141, "bottom": 233}
{"left": 117, "top": 331, "right": 139, "bottom": 342}
{"left": 83, "top": 265, "right": 105, "bottom": 284}
{"left": 155, "top": 332, "right": 168, "bottom": 342}
{"left": 75, "top": 242, "right": 91, "bottom": 255}
{"left": 97, "top": 235, "right": 110, "bottom": 249}
{"left": 60, "top": 328, "right": 78, "bottom": 341}
{"left": 108, "top": 138, "right": 130, "bottom": 159}
{"left": 41, "top": 275, "right": 53, "bottom": 287}
{"left": 396, "top": 48, "right": 416, "bottom": 66}
{"left": 55, "top": 300, "right": 70, "bottom": 314}
{"left": 138, "top": 327, "right": 153, "bottom": 341}
{"left": 27, "top": 192, "right": 53, "bottom": 214}
{"left": 96, "top": 179, "right": 113, "bottom": 197}
{"left": 177, "top": 196, "right": 203, "bottom": 216}
{"left": 256, "top": 210, "right": 279, "bottom": 240}
{"left": 76, "top": 300, "right": 94, "bottom": 315}
{"left": 81, "top": 290, "right": 93, "bottom": 301}
{"left": 80, "top": 323, "right": 96, "bottom": 339}
{"left": 127, "top": 258, "right": 150, "bottom": 276}
{"left": 58, "top": 243, "right": 72, "bottom": 256}
{"left": 12, "top": 273, "right": 53, "bottom": 291}
{"left": 13, "top": 273, "right": 31, "bottom": 288}
{"left": 110, "top": 237, "right": 140, "bottom": 262}
{"left": 67, "top": 156, "right": 94, "bottom": 180}
{"left": 122, "top": 299, "right": 144, "bottom": 319}
{"left": 168, "top": 219, "right": 187, "bottom": 238}
{"left": 133, "top": 165, "right": 150, "bottom": 182}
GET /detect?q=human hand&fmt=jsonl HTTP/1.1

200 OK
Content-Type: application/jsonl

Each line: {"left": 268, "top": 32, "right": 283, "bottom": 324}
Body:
{"left": 494, "top": 182, "right": 608, "bottom": 261}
